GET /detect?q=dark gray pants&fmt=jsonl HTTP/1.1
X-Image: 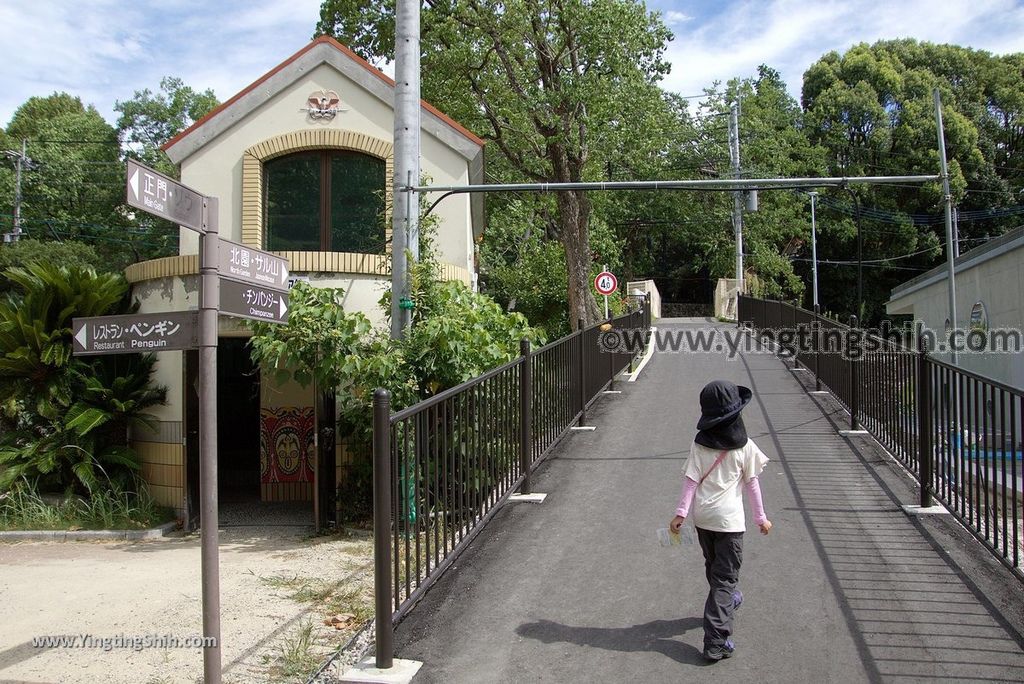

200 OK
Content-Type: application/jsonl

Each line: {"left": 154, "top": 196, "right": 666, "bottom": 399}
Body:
{"left": 696, "top": 527, "right": 744, "bottom": 647}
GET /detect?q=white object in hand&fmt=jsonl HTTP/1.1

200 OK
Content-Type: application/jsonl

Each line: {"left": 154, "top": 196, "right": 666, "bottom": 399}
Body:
{"left": 657, "top": 526, "right": 694, "bottom": 547}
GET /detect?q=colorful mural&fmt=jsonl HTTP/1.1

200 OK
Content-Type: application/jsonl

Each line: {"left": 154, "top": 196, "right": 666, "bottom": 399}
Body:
{"left": 260, "top": 407, "right": 315, "bottom": 484}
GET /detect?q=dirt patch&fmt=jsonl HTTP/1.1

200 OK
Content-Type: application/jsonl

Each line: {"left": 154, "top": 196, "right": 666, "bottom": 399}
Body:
{"left": 0, "top": 526, "right": 374, "bottom": 683}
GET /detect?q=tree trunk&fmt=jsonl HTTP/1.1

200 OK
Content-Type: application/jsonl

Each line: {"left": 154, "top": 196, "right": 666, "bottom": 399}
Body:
{"left": 557, "top": 189, "right": 601, "bottom": 330}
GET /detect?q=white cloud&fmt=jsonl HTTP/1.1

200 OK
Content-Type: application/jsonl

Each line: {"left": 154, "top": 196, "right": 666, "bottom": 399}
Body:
{"left": 0, "top": 0, "right": 324, "bottom": 128}
{"left": 664, "top": 11, "right": 694, "bottom": 24}
{"left": 4, "top": 0, "right": 1024, "bottom": 131}
{"left": 660, "top": 0, "right": 1024, "bottom": 103}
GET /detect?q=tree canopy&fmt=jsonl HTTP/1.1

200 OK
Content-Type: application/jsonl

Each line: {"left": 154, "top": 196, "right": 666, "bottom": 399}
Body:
{"left": 318, "top": 0, "right": 678, "bottom": 328}
{"left": 0, "top": 79, "right": 218, "bottom": 271}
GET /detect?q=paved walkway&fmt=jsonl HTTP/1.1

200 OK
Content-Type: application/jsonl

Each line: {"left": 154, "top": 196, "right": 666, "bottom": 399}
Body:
{"left": 393, "top": 319, "right": 1024, "bottom": 683}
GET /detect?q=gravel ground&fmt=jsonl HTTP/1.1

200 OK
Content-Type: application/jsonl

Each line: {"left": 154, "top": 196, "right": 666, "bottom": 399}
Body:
{"left": 0, "top": 512, "right": 374, "bottom": 684}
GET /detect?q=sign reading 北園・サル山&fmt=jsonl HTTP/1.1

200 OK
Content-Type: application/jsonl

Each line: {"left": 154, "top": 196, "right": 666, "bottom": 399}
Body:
{"left": 72, "top": 311, "right": 199, "bottom": 356}
{"left": 218, "top": 238, "right": 289, "bottom": 291}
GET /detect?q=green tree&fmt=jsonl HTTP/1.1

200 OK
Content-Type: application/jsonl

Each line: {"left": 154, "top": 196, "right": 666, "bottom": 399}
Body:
{"left": 0, "top": 239, "right": 105, "bottom": 293}
{"left": 0, "top": 94, "right": 128, "bottom": 255}
{"left": 317, "top": 0, "right": 676, "bottom": 328}
{"left": 115, "top": 76, "right": 219, "bottom": 176}
{"left": 801, "top": 40, "right": 1024, "bottom": 321}
{"left": 0, "top": 262, "right": 166, "bottom": 492}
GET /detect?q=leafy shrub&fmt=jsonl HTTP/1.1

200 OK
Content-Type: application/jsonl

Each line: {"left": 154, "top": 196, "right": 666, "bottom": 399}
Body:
{"left": 0, "top": 262, "right": 166, "bottom": 492}
{"left": 248, "top": 251, "right": 544, "bottom": 520}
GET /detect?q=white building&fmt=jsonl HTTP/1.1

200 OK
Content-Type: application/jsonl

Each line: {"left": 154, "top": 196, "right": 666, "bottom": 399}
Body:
{"left": 125, "top": 37, "right": 484, "bottom": 527}
{"left": 886, "top": 226, "right": 1024, "bottom": 390}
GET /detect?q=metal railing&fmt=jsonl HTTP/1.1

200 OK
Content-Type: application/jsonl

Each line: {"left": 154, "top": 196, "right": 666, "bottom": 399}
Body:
{"left": 370, "top": 297, "right": 651, "bottom": 667}
{"left": 739, "top": 295, "right": 1022, "bottom": 584}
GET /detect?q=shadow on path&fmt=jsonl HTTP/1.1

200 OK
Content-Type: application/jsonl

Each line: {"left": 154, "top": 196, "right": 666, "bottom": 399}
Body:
{"left": 740, "top": 334, "right": 1024, "bottom": 682}
{"left": 516, "top": 617, "right": 706, "bottom": 665}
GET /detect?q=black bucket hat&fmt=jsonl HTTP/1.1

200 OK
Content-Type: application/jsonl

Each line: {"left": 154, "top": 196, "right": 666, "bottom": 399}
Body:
{"left": 696, "top": 380, "right": 752, "bottom": 431}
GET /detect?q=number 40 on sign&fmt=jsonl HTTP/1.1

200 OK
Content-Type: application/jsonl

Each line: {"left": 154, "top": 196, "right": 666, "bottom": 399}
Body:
{"left": 594, "top": 270, "right": 617, "bottom": 319}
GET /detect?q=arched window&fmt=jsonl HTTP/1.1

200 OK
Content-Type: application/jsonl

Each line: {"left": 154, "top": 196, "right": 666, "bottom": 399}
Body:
{"left": 265, "top": 150, "right": 385, "bottom": 253}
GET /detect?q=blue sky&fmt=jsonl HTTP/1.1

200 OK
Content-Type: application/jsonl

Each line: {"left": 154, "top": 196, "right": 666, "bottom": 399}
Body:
{"left": 2, "top": 0, "right": 1024, "bottom": 128}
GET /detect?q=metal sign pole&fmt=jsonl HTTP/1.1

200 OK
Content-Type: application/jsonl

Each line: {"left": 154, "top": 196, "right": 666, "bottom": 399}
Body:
{"left": 603, "top": 264, "right": 609, "bottom": 319}
{"left": 199, "top": 198, "right": 222, "bottom": 684}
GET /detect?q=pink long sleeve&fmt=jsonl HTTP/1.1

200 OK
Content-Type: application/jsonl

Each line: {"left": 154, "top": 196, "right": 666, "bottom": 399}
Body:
{"left": 675, "top": 477, "right": 698, "bottom": 518}
{"left": 745, "top": 476, "right": 767, "bottom": 525}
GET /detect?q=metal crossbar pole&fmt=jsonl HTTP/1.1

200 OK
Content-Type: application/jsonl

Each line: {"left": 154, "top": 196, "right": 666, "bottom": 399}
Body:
{"left": 372, "top": 389, "right": 394, "bottom": 669}
{"left": 407, "top": 175, "right": 940, "bottom": 195}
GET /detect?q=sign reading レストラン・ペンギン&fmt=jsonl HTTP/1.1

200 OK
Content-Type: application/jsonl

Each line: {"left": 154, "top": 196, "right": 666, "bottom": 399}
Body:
{"left": 72, "top": 311, "right": 198, "bottom": 356}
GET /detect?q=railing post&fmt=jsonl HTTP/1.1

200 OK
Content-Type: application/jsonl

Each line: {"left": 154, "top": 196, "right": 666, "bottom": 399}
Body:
{"left": 372, "top": 388, "right": 393, "bottom": 669}
{"left": 519, "top": 339, "right": 532, "bottom": 495}
{"left": 813, "top": 304, "right": 821, "bottom": 391}
{"left": 917, "top": 334, "right": 934, "bottom": 508}
{"left": 850, "top": 315, "right": 861, "bottom": 430}
{"left": 578, "top": 318, "right": 587, "bottom": 426}
{"left": 607, "top": 319, "right": 615, "bottom": 391}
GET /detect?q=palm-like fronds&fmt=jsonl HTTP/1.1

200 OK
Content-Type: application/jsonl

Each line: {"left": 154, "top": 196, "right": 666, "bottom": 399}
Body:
{"left": 0, "top": 263, "right": 166, "bottom": 493}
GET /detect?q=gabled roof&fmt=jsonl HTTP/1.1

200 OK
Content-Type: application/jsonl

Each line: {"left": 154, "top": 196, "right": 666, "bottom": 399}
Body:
{"left": 163, "top": 35, "right": 484, "bottom": 164}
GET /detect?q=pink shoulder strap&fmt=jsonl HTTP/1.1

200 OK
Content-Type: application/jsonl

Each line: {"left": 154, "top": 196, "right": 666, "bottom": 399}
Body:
{"left": 698, "top": 450, "right": 729, "bottom": 486}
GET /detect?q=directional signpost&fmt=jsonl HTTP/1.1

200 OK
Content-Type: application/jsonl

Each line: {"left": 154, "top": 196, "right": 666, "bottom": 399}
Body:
{"left": 72, "top": 311, "right": 197, "bottom": 355}
{"left": 219, "top": 278, "right": 290, "bottom": 323}
{"left": 111, "top": 162, "right": 294, "bottom": 683}
{"left": 125, "top": 159, "right": 204, "bottom": 232}
{"left": 219, "top": 238, "right": 290, "bottom": 290}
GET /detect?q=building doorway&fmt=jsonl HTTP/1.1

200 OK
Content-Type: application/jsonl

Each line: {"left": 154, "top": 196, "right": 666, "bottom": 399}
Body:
{"left": 217, "top": 337, "right": 261, "bottom": 502}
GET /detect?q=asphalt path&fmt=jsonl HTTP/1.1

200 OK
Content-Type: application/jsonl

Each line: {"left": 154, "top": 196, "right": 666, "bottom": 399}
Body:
{"left": 393, "top": 319, "right": 1024, "bottom": 683}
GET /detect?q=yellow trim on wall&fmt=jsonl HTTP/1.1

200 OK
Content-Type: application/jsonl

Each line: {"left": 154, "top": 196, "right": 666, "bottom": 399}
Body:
{"left": 125, "top": 252, "right": 471, "bottom": 286}
{"left": 240, "top": 129, "right": 395, "bottom": 249}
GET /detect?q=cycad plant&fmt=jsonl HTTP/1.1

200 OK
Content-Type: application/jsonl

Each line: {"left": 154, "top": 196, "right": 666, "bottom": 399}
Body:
{"left": 0, "top": 262, "right": 166, "bottom": 493}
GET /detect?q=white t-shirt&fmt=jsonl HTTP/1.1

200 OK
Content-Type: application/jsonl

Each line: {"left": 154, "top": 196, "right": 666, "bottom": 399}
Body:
{"left": 682, "top": 439, "right": 769, "bottom": 533}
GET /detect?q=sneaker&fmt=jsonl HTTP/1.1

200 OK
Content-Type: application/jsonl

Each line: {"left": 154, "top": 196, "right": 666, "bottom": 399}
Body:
{"left": 732, "top": 590, "right": 743, "bottom": 610}
{"left": 703, "top": 639, "right": 735, "bottom": 662}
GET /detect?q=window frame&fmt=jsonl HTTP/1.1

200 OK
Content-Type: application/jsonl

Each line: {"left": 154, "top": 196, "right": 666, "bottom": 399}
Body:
{"left": 264, "top": 148, "right": 385, "bottom": 253}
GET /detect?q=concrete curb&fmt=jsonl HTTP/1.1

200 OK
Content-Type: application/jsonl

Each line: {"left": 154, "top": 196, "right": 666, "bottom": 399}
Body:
{"left": 0, "top": 520, "right": 179, "bottom": 542}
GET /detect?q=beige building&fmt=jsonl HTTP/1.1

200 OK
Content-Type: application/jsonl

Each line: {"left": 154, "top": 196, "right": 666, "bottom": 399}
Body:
{"left": 126, "top": 37, "right": 484, "bottom": 527}
{"left": 886, "top": 226, "right": 1024, "bottom": 389}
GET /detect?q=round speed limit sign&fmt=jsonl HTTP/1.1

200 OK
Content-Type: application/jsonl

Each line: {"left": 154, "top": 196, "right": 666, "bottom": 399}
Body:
{"left": 594, "top": 271, "right": 618, "bottom": 296}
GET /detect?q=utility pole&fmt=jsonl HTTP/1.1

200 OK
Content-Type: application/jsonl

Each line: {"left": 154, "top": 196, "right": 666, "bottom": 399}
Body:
{"left": 729, "top": 102, "right": 743, "bottom": 293}
{"left": 952, "top": 206, "right": 960, "bottom": 257}
{"left": 2, "top": 139, "right": 32, "bottom": 243}
{"left": 809, "top": 191, "right": 819, "bottom": 308}
{"left": 934, "top": 88, "right": 958, "bottom": 366}
{"left": 391, "top": 0, "right": 421, "bottom": 339}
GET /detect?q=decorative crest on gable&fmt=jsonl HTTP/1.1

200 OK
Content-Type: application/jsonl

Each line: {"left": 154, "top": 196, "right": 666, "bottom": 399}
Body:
{"left": 301, "top": 90, "right": 347, "bottom": 122}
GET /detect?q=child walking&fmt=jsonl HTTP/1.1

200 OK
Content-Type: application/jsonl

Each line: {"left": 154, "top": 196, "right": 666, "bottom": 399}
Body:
{"left": 669, "top": 380, "right": 772, "bottom": 662}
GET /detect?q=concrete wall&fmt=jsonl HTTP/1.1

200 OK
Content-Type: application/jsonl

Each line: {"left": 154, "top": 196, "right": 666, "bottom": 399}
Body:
{"left": 625, "top": 280, "right": 661, "bottom": 319}
{"left": 887, "top": 247, "right": 1024, "bottom": 389}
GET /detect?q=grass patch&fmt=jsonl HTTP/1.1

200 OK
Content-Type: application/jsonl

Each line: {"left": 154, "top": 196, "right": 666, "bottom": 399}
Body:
{"left": 0, "top": 479, "right": 174, "bottom": 531}
{"left": 271, "top": 620, "right": 320, "bottom": 681}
